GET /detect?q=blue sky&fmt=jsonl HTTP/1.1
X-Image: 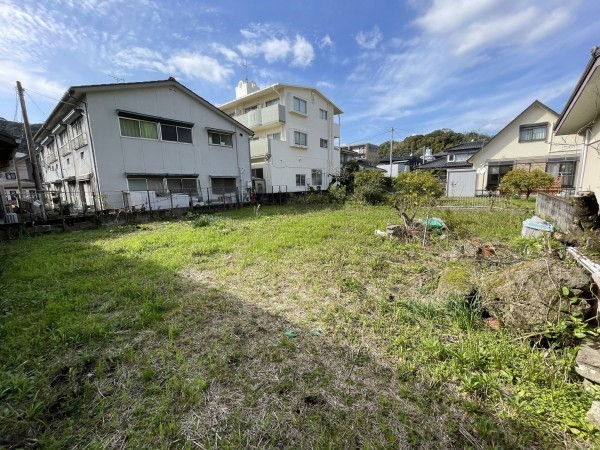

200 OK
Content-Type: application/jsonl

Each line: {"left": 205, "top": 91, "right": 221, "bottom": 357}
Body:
{"left": 0, "top": 0, "right": 597, "bottom": 145}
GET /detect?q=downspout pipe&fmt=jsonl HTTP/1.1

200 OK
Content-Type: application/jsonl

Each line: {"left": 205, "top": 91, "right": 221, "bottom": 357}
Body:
{"left": 577, "top": 128, "right": 592, "bottom": 194}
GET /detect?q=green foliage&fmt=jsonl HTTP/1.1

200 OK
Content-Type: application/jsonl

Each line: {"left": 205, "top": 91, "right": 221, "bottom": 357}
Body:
{"left": 379, "top": 129, "right": 493, "bottom": 158}
{"left": 391, "top": 171, "right": 443, "bottom": 219}
{"left": 328, "top": 184, "right": 347, "bottom": 204}
{"left": 499, "top": 168, "right": 555, "bottom": 199}
{"left": 353, "top": 170, "right": 389, "bottom": 204}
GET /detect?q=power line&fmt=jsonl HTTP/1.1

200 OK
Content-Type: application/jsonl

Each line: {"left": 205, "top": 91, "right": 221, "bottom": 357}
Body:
{"left": 25, "top": 91, "right": 48, "bottom": 119}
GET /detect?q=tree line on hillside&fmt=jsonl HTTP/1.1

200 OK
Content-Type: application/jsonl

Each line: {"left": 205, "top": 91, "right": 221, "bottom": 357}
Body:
{"left": 378, "top": 129, "right": 493, "bottom": 158}
{"left": 0, "top": 119, "right": 43, "bottom": 153}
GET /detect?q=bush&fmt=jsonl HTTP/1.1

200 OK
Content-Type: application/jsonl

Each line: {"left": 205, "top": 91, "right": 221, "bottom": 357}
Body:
{"left": 499, "top": 168, "right": 554, "bottom": 199}
{"left": 328, "top": 184, "right": 347, "bottom": 204}
{"left": 391, "top": 171, "right": 443, "bottom": 223}
{"left": 353, "top": 170, "right": 389, "bottom": 204}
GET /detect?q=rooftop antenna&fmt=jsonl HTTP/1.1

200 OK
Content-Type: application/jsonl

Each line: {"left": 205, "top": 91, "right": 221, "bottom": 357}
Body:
{"left": 108, "top": 74, "right": 125, "bottom": 83}
{"left": 241, "top": 60, "right": 252, "bottom": 82}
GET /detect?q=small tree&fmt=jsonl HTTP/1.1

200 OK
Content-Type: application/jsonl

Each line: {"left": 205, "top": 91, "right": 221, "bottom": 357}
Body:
{"left": 353, "top": 170, "right": 388, "bottom": 204}
{"left": 499, "top": 168, "right": 554, "bottom": 199}
{"left": 391, "top": 171, "right": 444, "bottom": 226}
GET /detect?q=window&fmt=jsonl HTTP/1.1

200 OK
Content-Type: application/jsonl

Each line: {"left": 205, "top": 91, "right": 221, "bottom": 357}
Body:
{"left": 128, "top": 177, "right": 197, "bottom": 195}
{"left": 267, "top": 132, "right": 281, "bottom": 140}
{"left": 161, "top": 124, "right": 192, "bottom": 143}
{"left": 447, "top": 154, "right": 455, "bottom": 162}
{"left": 71, "top": 119, "right": 87, "bottom": 150}
{"left": 80, "top": 151, "right": 84, "bottom": 159}
{"left": 293, "top": 96, "right": 307, "bottom": 114}
{"left": 120, "top": 116, "right": 191, "bottom": 143}
{"left": 6, "top": 172, "right": 16, "bottom": 180}
{"left": 244, "top": 105, "right": 258, "bottom": 113}
{"left": 486, "top": 164, "right": 513, "bottom": 189}
{"left": 120, "top": 117, "right": 158, "bottom": 139}
{"left": 252, "top": 168, "right": 264, "bottom": 179}
{"left": 519, "top": 124, "right": 547, "bottom": 142}
{"left": 320, "top": 138, "right": 328, "bottom": 149}
{"left": 319, "top": 109, "right": 328, "bottom": 120}
{"left": 66, "top": 158, "right": 70, "bottom": 165}
{"left": 209, "top": 131, "right": 233, "bottom": 147}
{"left": 311, "top": 169, "right": 323, "bottom": 186}
{"left": 296, "top": 174, "right": 306, "bottom": 186}
{"left": 294, "top": 131, "right": 307, "bottom": 147}
{"left": 546, "top": 161, "right": 577, "bottom": 187}
{"left": 265, "top": 98, "right": 279, "bottom": 107}
{"left": 72, "top": 119, "right": 83, "bottom": 137}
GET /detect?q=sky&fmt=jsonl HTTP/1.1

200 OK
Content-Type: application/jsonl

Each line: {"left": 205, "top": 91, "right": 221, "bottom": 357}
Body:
{"left": 0, "top": 0, "right": 598, "bottom": 145}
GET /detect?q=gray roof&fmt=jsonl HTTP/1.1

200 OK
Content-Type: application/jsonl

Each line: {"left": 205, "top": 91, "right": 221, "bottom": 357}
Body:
{"left": 418, "top": 159, "right": 473, "bottom": 170}
{"left": 445, "top": 141, "right": 486, "bottom": 152}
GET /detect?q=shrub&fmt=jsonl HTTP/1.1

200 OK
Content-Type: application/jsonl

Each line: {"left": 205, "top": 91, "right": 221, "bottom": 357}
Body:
{"left": 499, "top": 168, "right": 554, "bottom": 199}
{"left": 391, "top": 171, "right": 444, "bottom": 224}
{"left": 328, "top": 184, "right": 347, "bottom": 204}
{"left": 353, "top": 170, "right": 388, "bottom": 204}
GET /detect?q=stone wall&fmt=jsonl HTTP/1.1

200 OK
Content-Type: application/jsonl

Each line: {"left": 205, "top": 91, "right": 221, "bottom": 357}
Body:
{"left": 536, "top": 192, "right": 600, "bottom": 233}
{"left": 536, "top": 193, "right": 576, "bottom": 232}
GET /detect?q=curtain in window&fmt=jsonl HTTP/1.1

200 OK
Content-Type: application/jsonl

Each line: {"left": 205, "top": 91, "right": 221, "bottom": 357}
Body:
{"left": 140, "top": 121, "right": 158, "bottom": 139}
{"left": 531, "top": 127, "right": 546, "bottom": 140}
{"left": 120, "top": 118, "right": 140, "bottom": 137}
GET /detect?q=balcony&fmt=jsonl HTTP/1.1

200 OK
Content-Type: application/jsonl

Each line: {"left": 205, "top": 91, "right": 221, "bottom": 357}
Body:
{"left": 70, "top": 132, "right": 88, "bottom": 151}
{"left": 234, "top": 104, "right": 285, "bottom": 130}
{"left": 250, "top": 137, "right": 288, "bottom": 159}
{"left": 44, "top": 152, "right": 58, "bottom": 166}
{"left": 333, "top": 122, "right": 340, "bottom": 139}
{"left": 59, "top": 142, "right": 71, "bottom": 157}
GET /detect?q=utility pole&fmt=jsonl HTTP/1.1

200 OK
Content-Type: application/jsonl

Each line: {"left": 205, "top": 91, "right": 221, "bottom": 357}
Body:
{"left": 16, "top": 81, "right": 43, "bottom": 192}
{"left": 389, "top": 127, "right": 394, "bottom": 179}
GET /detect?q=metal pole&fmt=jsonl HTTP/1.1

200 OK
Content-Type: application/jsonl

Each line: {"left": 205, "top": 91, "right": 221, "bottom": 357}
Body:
{"left": 16, "top": 81, "right": 43, "bottom": 191}
{"left": 389, "top": 127, "right": 394, "bottom": 179}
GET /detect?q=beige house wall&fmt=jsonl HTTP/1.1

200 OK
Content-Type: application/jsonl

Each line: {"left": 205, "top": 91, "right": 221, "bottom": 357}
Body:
{"left": 580, "top": 123, "right": 600, "bottom": 198}
{"left": 470, "top": 102, "right": 580, "bottom": 192}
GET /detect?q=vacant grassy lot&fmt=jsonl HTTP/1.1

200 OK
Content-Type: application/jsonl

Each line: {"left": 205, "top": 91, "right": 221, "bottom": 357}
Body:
{"left": 0, "top": 204, "right": 597, "bottom": 448}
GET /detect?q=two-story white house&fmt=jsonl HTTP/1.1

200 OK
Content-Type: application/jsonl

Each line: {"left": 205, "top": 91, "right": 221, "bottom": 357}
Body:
{"left": 219, "top": 80, "right": 342, "bottom": 193}
{"left": 34, "top": 78, "right": 253, "bottom": 211}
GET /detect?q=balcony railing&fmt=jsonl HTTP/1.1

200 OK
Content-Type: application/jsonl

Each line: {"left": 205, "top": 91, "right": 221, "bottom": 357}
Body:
{"left": 59, "top": 142, "right": 70, "bottom": 157}
{"left": 235, "top": 104, "right": 285, "bottom": 129}
{"left": 44, "top": 152, "right": 58, "bottom": 166}
{"left": 70, "top": 133, "right": 88, "bottom": 151}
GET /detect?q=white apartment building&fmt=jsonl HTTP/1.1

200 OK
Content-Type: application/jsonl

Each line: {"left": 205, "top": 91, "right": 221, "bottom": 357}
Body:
{"left": 220, "top": 80, "right": 342, "bottom": 193}
{"left": 34, "top": 78, "right": 253, "bottom": 211}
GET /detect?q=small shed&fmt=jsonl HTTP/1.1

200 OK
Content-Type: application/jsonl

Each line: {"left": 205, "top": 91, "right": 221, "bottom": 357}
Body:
{"left": 446, "top": 168, "right": 476, "bottom": 197}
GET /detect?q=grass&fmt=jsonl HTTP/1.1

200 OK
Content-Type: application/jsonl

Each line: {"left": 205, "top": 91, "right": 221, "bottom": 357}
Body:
{"left": 0, "top": 204, "right": 597, "bottom": 448}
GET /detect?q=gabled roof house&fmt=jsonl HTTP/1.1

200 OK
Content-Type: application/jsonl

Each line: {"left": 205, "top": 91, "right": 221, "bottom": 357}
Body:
{"left": 555, "top": 46, "right": 600, "bottom": 200}
{"left": 34, "top": 78, "right": 253, "bottom": 211}
{"left": 469, "top": 100, "right": 580, "bottom": 194}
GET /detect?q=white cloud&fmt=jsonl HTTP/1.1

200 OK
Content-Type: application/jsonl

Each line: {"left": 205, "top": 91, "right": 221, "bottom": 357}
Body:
{"left": 114, "top": 47, "right": 233, "bottom": 84}
{"left": 237, "top": 23, "right": 315, "bottom": 68}
{"left": 319, "top": 34, "right": 334, "bottom": 49}
{"left": 211, "top": 43, "right": 239, "bottom": 62}
{"left": 316, "top": 81, "right": 335, "bottom": 90}
{"left": 414, "top": 0, "right": 573, "bottom": 56}
{"left": 291, "top": 35, "right": 315, "bottom": 67}
{"left": 355, "top": 26, "right": 382, "bottom": 50}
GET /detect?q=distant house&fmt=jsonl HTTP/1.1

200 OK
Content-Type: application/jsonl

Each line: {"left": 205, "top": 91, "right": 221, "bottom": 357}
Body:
{"left": 418, "top": 141, "right": 485, "bottom": 197}
{"left": 219, "top": 80, "right": 342, "bottom": 194}
{"left": 469, "top": 100, "right": 580, "bottom": 195}
{"left": 340, "top": 143, "right": 379, "bottom": 165}
{"left": 554, "top": 47, "right": 600, "bottom": 200}
{"left": 340, "top": 146, "right": 359, "bottom": 164}
{"left": 0, "top": 131, "right": 18, "bottom": 172}
{"left": 34, "top": 78, "right": 253, "bottom": 211}
{"left": 419, "top": 141, "right": 485, "bottom": 173}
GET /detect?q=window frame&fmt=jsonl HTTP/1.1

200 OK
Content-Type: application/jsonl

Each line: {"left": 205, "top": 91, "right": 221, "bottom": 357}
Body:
{"left": 208, "top": 131, "right": 234, "bottom": 147}
{"left": 486, "top": 163, "right": 513, "bottom": 189}
{"left": 519, "top": 123, "right": 548, "bottom": 142}
{"left": 119, "top": 115, "right": 193, "bottom": 144}
{"left": 320, "top": 138, "right": 328, "bottom": 149}
{"left": 296, "top": 174, "right": 306, "bottom": 186}
{"left": 319, "top": 109, "right": 328, "bottom": 120}
{"left": 311, "top": 169, "right": 323, "bottom": 186}
{"left": 293, "top": 130, "right": 308, "bottom": 147}
{"left": 292, "top": 96, "right": 308, "bottom": 115}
